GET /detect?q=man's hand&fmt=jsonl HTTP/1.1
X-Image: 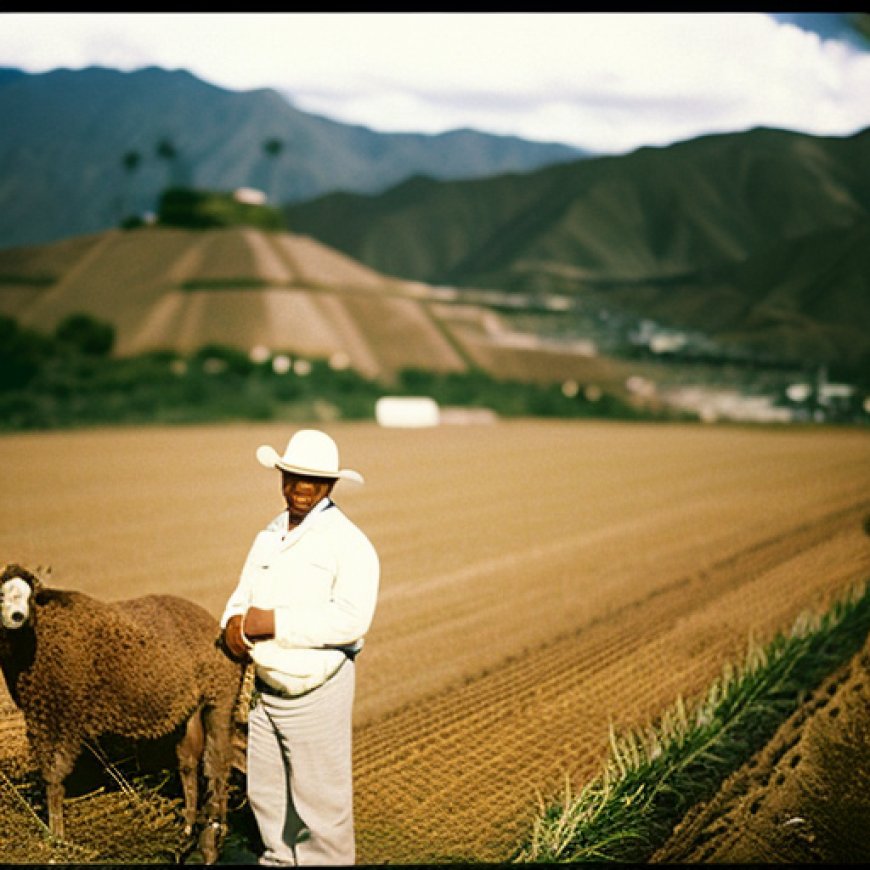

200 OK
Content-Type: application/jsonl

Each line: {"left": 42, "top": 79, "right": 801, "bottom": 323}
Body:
{"left": 220, "top": 614, "right": 251, "bottom": 663}
{"left": 243, "top": 606, "right": 275, "bottom": 641}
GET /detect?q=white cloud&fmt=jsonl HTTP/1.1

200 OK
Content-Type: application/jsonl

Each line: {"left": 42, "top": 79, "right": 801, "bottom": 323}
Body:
{"left": 1, "top": 12, "right": 869, "bottom": 153}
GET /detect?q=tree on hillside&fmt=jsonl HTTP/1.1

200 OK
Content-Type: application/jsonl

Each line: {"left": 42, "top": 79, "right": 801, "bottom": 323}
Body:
{"left": 119, "top": 149, "right": 142, "bottom": 226}
{"left": 262, "top": 137, "right": 285, "bottom": 203}
{"left": 263, "top": 137, "right": 284, "bottom": 159}
{"left": 0, "top": 316, "right": 52, "bottom": 390}
{"left": 55, "top": 313, "right": 115, "bottom": 357}
{"left": 123, "top": 150, "right": 142, "bottom": 174}
{"left": 156, "top": 187, "right": 285, "bottom": 231}
{"left": 156, "top": 137, "right": 179, "bottom": 190}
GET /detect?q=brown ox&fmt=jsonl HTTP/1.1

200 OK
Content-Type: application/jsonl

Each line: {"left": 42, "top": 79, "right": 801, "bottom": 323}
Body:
{"left": 0, "top": 563, "right": 244, "bottom": 863}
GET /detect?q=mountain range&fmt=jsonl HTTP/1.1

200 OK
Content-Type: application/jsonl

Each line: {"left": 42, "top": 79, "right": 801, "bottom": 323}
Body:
{"left": 0, "top": 65, "right": 584, "bottom": 251}
{"left": 2, "top": 64, "right": 868, "bottom": 381}
{"left": 283, "top": 126, "right": 870, "bottom": 372}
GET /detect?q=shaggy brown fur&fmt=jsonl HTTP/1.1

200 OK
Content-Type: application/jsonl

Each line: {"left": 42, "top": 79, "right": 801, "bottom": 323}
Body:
{"left": 0, "top": 563, "right": 243, "bottom": 863}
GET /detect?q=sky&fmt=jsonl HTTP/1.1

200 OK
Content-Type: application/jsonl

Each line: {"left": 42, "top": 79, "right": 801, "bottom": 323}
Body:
{"left": 2, "top": 12, "right": 869, "bottom": 154}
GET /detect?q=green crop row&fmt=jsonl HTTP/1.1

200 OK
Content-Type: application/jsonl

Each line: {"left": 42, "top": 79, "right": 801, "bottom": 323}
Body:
{"left": 515, "top": 580, "right": 870, "bottom": 863}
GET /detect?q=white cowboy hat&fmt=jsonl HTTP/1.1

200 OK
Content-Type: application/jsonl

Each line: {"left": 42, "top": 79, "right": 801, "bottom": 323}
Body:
{"left": 256, "top": 429, "right": 364, "bottom": 484}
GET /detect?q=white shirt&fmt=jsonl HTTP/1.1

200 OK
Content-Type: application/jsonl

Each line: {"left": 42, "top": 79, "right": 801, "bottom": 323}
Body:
{"left": 221, "top": 498, "right": 380, "bottom": 696}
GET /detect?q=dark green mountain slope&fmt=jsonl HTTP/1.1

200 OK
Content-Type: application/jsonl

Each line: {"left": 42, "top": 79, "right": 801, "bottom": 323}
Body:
{"left": 589, "top": 221, "right": 870, "bottom": 370}
{"left": 284, "top": 126, "right": 870, "bottom": 369}
{"left": 706, "top": 221, "right": 870, "bottom": 365}
{"left": 286, "top": 127, "right": 870, "bottom": 285}
{"left": 0, "top": 65, "right": 584, "bottom": 250}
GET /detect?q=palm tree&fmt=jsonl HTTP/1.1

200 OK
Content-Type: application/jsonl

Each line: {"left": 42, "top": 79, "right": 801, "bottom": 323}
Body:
{"left": 119, "top": 149, "right": 142, "bottom": 225}
{"left": 122, "top": 149, "right": 142, "bottom": 174}
{"left": 262, "top": 137, "right": 284, "bottom": 203}
{"left": 155, "top": 137, "right": 178, "bottom": 190}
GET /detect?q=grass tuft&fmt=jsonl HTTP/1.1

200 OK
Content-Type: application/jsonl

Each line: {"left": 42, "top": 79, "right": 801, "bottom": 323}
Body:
{"left": 515, "top": 580, "right": 870, "bottom": 863}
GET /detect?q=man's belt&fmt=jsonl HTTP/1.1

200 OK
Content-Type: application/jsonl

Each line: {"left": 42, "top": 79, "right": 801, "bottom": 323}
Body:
{"left": 255, "top": 675, "right": 303, "bottom": 699}
{"left": 335, "top": 643, "right": 359, "bottom": 661}
{"left": 255, "top": 650, "right": 355, "bottom": 700}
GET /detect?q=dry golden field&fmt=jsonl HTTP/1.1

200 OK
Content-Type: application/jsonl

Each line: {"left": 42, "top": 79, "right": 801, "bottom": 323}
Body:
{"left": 1, "top": 419, "right": 869, "bottom": 863}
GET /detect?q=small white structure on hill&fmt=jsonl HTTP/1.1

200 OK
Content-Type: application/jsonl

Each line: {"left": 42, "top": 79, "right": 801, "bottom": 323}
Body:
{"left": 376, "top": 396, "right": 440, "bottom": 428}
{"left": 233, "top": 187, "right": 267, "bottom": 205}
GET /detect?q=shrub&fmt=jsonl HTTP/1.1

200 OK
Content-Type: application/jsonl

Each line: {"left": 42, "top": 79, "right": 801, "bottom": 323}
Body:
{"left": 0, "top": 316, "right": 56, "bottom": 390}
{"left": 0, "top": 317, "right": 657, "bottom": 431}
{"left": 55, "top": 314, "right": 115, "bottom": 357}
{"left": 157, "top": 187, "right": 285, "bottom": 231}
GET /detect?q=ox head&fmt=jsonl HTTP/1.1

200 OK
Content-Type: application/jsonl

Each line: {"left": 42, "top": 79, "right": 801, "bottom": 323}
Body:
{"left": 0, "top": 564, "right": 47, "bottom": 631}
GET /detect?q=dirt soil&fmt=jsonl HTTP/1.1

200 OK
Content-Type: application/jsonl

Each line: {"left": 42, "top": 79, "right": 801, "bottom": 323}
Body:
{"left": 652, "top": 631, "right": 870, "bottom": 864}
{"left": 0, "top": 420, "right": 868, "bottom": 863}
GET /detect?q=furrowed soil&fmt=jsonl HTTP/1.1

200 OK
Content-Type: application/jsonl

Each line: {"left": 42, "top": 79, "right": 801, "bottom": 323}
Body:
{"left": 0, "top": 419, "right": 868, "bottom": 863}
{"left": 651, "top": 628, "right": 870, "bottom": 864}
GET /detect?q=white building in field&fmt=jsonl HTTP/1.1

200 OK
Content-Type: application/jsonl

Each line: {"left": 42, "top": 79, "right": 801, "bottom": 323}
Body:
{"left": 376, "top": 396, "right": 440, "bottom": 428}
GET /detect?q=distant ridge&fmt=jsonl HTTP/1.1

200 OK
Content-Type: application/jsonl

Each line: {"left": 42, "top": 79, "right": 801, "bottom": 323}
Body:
{"left": 0, "top": 65, "right": 586, "bottom": 250}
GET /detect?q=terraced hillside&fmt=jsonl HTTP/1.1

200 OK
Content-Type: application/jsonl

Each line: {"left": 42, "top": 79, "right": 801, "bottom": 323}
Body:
{"left": 0, "top": 227, "right": 630, "bottom": 389}
{"left": 0, "top": 420, "right": 868, "bottom": 862}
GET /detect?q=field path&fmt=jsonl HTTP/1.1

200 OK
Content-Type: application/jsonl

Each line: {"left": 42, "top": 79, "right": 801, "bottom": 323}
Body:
{"left": 1, "top": 420, "right": 868, "bottom": 862}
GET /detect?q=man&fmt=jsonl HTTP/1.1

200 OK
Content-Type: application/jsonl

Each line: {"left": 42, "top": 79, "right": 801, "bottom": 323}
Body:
{"left": 220, "top": 428, "right": 380, "bottom": 866}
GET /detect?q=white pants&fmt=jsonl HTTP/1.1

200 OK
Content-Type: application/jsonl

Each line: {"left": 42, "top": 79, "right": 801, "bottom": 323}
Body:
{"left": 247, "top": 660, "right": 356, "bottom": 866}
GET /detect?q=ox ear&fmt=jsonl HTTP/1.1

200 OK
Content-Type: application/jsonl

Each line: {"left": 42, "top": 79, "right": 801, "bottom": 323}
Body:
{"left": 31, "top": 565, "right": 51, "bottom": 598}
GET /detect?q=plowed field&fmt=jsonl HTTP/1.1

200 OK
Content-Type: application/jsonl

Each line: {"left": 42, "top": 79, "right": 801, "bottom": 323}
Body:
{"left": 1, "top": 420, "right": 868, "bottom": 863}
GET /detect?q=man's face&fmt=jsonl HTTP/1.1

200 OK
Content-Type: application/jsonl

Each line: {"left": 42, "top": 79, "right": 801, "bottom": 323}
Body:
{"left": 282, "top": 470, "right": 335, "bottom": 522}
